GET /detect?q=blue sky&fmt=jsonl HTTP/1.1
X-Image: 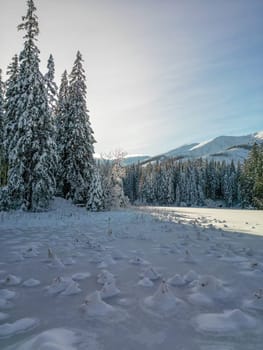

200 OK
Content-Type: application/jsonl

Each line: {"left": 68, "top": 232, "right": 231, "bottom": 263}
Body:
{"left": 0, "top": 0, "right": 262, "bottom": 155}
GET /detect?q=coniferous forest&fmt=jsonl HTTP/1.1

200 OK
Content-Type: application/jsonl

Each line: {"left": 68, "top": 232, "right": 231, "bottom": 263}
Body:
{"left": 0, "top": 0, "right": 108, "bottom": 211}
{"left": 0, "top": 0, "right": 262, "bottom": 212}
{"left": 123, "top": 143, "right": 263, "bottom": 209}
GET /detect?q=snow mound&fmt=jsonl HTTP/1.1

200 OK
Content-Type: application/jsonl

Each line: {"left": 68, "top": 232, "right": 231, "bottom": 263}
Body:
{"left": 1, "top": 274, "right": 21, "bottom": 286}
{"left": 61, "top": 281, "right": 81, "bottom": 296}
{"left": 97, "top": 270, "right": 115, "bottom": 285}
{"left": 63, "top": 257, "right": 76, "bottom": 265}
{"left": 129, "top": 256, "right": 150, "bottom": 266}
{"left": 81, "top": 291, "right": 114, "bottom": 316}
{"left": 97, "top": 254, "right": 116, "bottom": 269}
{"left": 45, "top": 277, "right": 80, "bottom": 296}
{"left": 193, "top": 309, "right": 257, "bottom": 333}
{"left": 140, "top": 266, "right": 161, "bottom": 281}
{"left": 0, "top": 288, "right": 16, "bottom": 309}
{"left": 184, "top": 270, "right": 199, "bottom": 283}
{"left": 100, "top": 280, "right": 120, "bottom": 299}
{"left": 23, "top": 278, "right": 40, "bottom": 287}
{"left": 182, "top": 249, "right": 195, "bottom": 263}
{"left": 189, "top": 275, "right": 231, "bottom": 306}
{"left": 0, "top": 318, "right": 38, "bottom": 338}
{"left": 49, "top": 256, "right": 65, "bottom": 269}
{"left": 167, "top": 274, "right": 186, "bottom": 287}
{"left": 111, "top": 249, "right": 127, "bottom": 260}
{"left": 6, "top": 328, "right": 90, "bottom": 350}
{"left": 0, "top": 289, "right": 16, "bottom": 300}
{"left": 22, "top": 246, "right": 39, "bottom": 258}
{"left": 143, "top": 281, "right": 184, "bottom": 316}
{"left": 72, "top": 272, "right": 91, "bottom": 281}
{"left": 244, "top": 289, "right": 263, "bottom": 311}
{"left": 138, "top": 277, "right": 154, "bottom": 287}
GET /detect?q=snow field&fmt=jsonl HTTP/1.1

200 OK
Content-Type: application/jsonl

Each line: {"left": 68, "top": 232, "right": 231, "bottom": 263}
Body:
{"left": 0, "top": 198, "right": 263, "bottom": 349}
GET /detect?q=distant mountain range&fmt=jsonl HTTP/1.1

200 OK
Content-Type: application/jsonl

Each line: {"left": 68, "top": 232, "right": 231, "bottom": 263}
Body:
{"left": 122, "top": 131, "right": 263, "bottom": 166}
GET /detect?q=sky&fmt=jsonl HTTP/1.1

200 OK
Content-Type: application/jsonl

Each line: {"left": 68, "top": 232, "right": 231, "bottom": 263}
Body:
{"left": 0, "top": 0, "right": 263, "bottom": 156}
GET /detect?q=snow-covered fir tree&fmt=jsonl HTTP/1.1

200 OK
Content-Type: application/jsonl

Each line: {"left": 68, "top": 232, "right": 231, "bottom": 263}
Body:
{"left": 44, "top": 54, "right": 58, "bottom": 116}
{"left": 55, "top": 70, "right": 70, "bottom": 196}
{"left": 86, "top": 168, "right": 104, "bottom": 211}
{"left": 3, "top": 55, "right": 19, "bottom": 160}
{"left": 62, "top": 51, "right": 96, "bottom": 204}
{"left": 98, "top": 151, "right": 129, "bottom": 210}
{"left": 0, "top": 69, "right": 5, "bottom": 186}
{"left": 4, "top": 0, "right": 57, "bottom": 211}
{"left": 124, "top": 158, "right": 243, "bottom": 208}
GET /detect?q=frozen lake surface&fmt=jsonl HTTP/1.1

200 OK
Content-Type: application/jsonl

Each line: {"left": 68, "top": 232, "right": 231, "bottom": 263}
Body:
{"left": 0, "top": 199, "right": 263, "bottom": 350}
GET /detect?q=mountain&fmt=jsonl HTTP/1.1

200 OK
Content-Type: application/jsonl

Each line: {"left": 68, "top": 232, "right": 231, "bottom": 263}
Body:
{"left": 122, "top": 155, "right": 151, "bottom": 166}
{"left": 136, "top": 131, "right": 263, "bottom": 165}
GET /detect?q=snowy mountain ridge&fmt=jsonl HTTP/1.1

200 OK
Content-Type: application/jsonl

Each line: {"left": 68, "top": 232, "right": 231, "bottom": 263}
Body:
{"left": 126, "top": 131, "right": 263, "bottom": 165}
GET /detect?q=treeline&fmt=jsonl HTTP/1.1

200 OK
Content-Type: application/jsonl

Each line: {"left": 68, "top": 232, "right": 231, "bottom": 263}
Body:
{"left": 0, "top": 0, "right": 127, "bottom": 212}
{"left": 123, "top": 144, "right": 263, "bottom": 209}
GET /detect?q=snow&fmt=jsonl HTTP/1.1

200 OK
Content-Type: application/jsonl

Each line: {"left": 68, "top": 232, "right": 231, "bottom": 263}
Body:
{"left": 193, "top": 309, "right": 257, "bottom": 333}
{"left": 143, "top": 131, "right": 263, "bottom": 164}
{"left": 0, "top": 198, "right": 263, "bottom": 349}
{"left": 0, "top": 318, "right": 38, "bottom": 338}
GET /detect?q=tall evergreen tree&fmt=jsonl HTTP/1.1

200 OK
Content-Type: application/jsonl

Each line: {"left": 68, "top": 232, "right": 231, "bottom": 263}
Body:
{"left": 86, "top": 168, "right": 104, "bottom": 211}
{"left": 3, "top": 55, "right": 19, "bottom": 167}
{"left": 56, "top": 70, "right": 70, "bottom": 196}
{"left": 63, "top": 51, "right": 96, "bottom": 204}
{"left": 241, "top": 144, "right": 263, "bottom": 209}
{"left": 6, "top": 0, "right": 57, "bottom": 210}
{"left": 44, "top": 54, "right": 58, "bottom": 115}
{"left": 0, "top": 69, "right": 5, "bottom": 186}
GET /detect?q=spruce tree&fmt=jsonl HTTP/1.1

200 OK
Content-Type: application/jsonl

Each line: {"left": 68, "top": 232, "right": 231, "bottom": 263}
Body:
{"left": 44, "top": 54, "right": 58, "bottom": 115}
{"left": 6, "top": 0, "right": 57, "bottom": 210}
{"left": 86, "top": 168, "right": 104, "bottom": 211}
{"left": 56, "top": 70, "right": 70, "bottom": 196}
{"left": 64, "top": 51, "right": 96, "bottom": 204}
{"left": 0, "top": 69, "right": 5, "bottom": 186}
{"left": 3, "top": 55, "right": 19, "bottom": 173}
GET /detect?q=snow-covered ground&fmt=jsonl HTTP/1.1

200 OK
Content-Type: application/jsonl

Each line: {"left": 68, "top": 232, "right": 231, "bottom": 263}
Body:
{"left": 141, "top": 206, "right": 263, "bottom": 236}
{"left": 0, "top": 199, "right": 263, "bottom": 349}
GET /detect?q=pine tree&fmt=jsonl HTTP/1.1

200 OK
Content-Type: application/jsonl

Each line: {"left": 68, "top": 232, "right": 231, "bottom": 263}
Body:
{"left": 64, "top": 51, "right": 96, "bottom": 204}
{"left": 55, "top": 70, "right": 69, "bottom": 196}
{"left": 3, "top": 55, "right": 19, "bottom": 157}
{"left": 241, "top": 144, "right": 263, "bottom": 209}
{"left": 44, "top": 54, "right": 58, "bottom": 115}
{"left": 86, "top": 168, "right": 104, "bottom": 211}
{"left": 6, "top": 0, "right": 57, "bottom": 210}
{"left": 0, "top": 69, "right": 5, "bottom": 186}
